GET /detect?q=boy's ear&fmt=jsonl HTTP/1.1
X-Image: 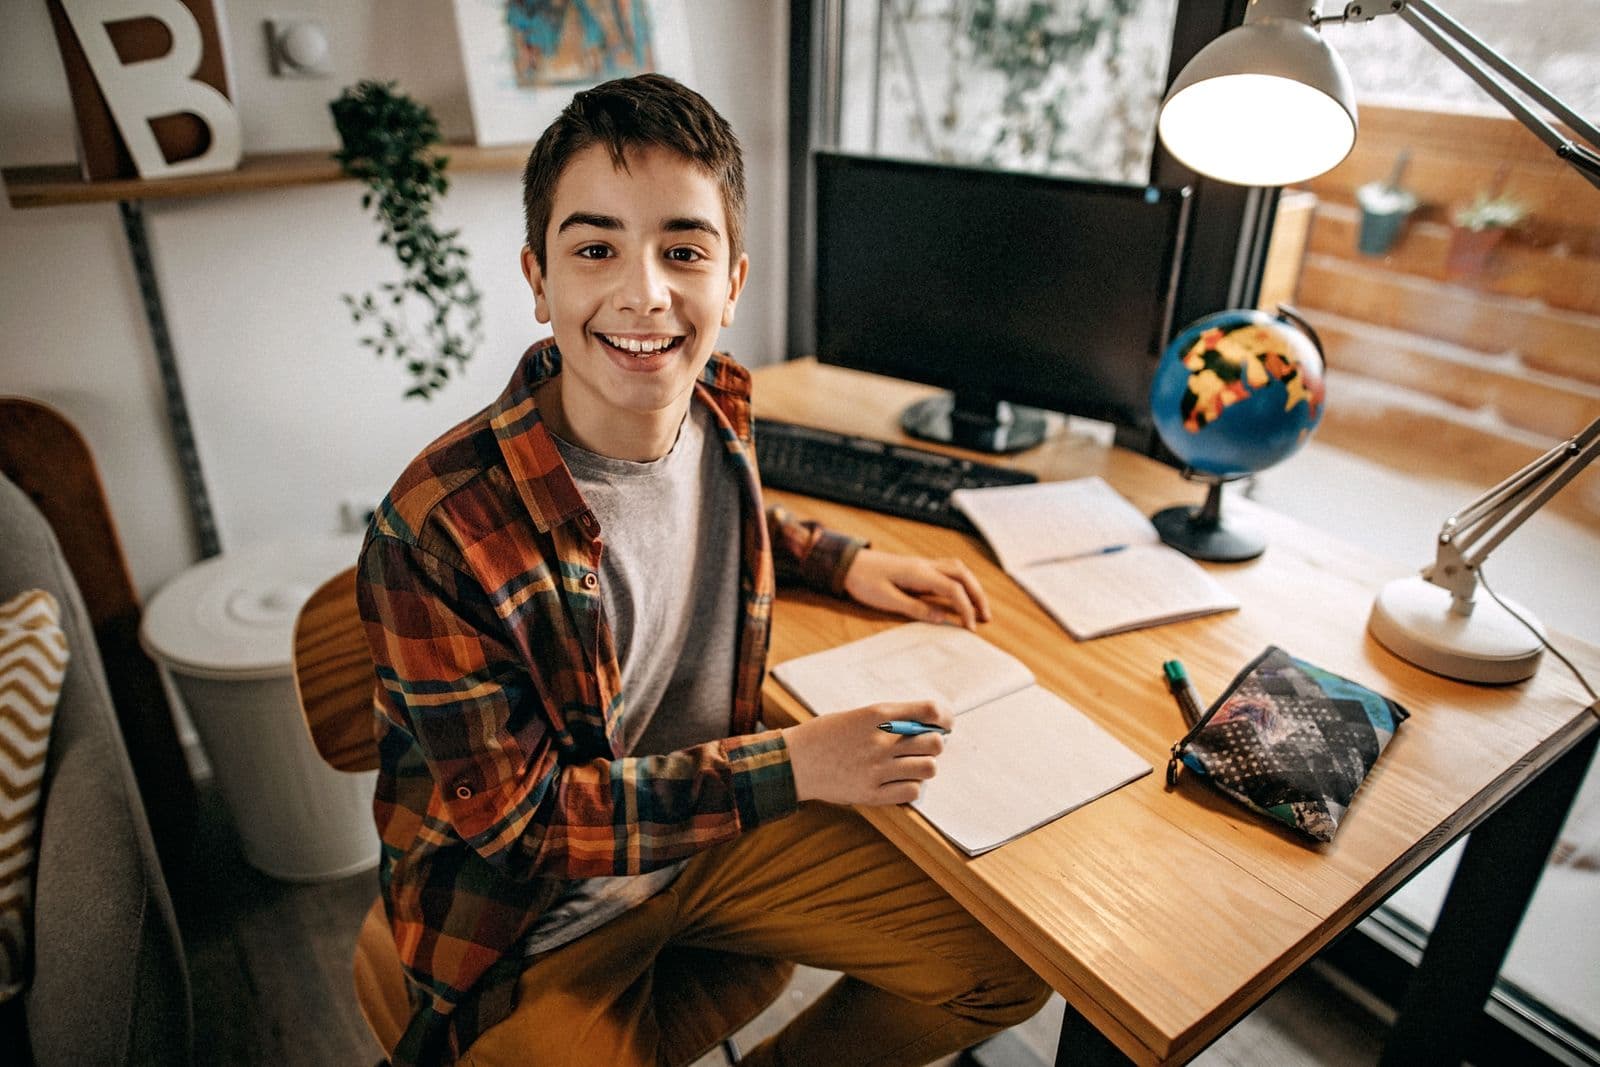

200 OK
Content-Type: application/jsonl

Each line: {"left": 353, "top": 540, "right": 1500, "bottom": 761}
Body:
{"left": 722, "top": 253, "right": 750, "bottom": 328}
{"left": 520, "top": 245, "right": 551, "bottom": 324}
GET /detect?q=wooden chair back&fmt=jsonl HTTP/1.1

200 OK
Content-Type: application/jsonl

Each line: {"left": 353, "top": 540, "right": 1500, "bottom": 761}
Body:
{"left": 292, "top": 565, "right": 379, "bottom": 772}
{"left": 291, "top": 566, "right": 407, "bottom": 1054}
{"left": 0, "top": 396, "right": 195, "bottom": 871}
{"left": 354, "top": 897, "right": 410, "bottom": 1054}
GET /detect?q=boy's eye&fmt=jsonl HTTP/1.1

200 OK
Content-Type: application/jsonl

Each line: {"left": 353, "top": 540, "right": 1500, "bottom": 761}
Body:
{"left": 666, "top": 247, "right": 704, "bottom": 263}
{"left": 576, "top": 245, "right": 611, "bottom": 260}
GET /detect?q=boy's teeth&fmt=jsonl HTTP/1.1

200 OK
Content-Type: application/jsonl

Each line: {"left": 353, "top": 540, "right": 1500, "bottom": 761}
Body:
{"left": 605, "top": 334, "right": 676, "bottom": 354}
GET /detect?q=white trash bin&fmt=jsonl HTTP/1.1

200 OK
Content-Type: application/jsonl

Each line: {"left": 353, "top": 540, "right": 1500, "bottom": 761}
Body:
{"left": 141, "top": 536, "right": 378, "bottom": 882}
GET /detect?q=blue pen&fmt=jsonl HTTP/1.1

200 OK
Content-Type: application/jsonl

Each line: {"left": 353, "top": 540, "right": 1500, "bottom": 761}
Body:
{"left": 877, "top": 720, "right": 951, "bottom": 736}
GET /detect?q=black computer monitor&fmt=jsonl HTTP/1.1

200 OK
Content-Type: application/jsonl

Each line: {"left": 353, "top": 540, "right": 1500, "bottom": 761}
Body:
{"left": 814, "top": 152, "right": 1190, "bottom": 453}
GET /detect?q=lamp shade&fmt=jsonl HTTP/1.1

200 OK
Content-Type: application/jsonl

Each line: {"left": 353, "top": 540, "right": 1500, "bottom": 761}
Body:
{"left": 1158, "top": 17, "right": 1359, "bottom": 186}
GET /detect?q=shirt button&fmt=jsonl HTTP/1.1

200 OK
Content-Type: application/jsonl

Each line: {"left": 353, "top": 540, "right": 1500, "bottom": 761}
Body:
{"left": 583, "top": 572, "right": 598, "bottom": 590}
{"left": 454, "top": 783, "right": 473, "bottom": 800}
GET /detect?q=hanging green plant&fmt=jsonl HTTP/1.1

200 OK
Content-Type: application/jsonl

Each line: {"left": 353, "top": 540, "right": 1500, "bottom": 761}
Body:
{"left": 330, "top": 80, "right": 483, "bottom": 400}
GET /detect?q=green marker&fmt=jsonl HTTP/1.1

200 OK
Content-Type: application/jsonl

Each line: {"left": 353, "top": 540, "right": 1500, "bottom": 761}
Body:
{"left": 1162, "top": 659, "right": 1204, "bottom": 727}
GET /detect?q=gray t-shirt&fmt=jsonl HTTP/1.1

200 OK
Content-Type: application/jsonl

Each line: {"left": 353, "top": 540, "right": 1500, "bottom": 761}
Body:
{"left": 524, "top": 401, "right": 742, "bottom": 956}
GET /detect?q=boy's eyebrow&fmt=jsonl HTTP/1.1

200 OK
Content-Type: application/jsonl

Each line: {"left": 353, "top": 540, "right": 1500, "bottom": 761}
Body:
{"left": 663, "top": 216, "right": 722, "bottom": 241}
{"left": 557, "top": 212, "right": 623, "bottom": 234}
{"left": 555, "top": 212, "right": 722, "bottom": 242}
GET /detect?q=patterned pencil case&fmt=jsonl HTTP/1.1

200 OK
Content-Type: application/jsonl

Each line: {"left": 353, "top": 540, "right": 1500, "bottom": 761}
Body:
{"left": 1166, "top": 646, "right": 1409, "bottom": 843}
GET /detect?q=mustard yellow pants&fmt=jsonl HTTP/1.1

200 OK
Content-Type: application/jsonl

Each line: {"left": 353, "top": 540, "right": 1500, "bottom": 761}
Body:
{"left": 458, "top": 802, "right": 1051, "bottom": 1067}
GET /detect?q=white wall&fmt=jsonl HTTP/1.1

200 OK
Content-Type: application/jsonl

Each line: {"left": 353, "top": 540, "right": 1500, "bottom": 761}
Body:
{"left": 1, "top": 0, "right": 791, "bottom": 598}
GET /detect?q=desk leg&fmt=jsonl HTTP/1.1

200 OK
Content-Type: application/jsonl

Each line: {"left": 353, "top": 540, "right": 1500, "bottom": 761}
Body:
{"left": 952, "top": 1002, "right": 1137, "bottom": 1067}
{"left": 1053, "top": 1004, "right": 1136, "bottom": 1066}
{"left": 947, "top": 1004, "right": 1139, "bottom": 1067}
{"left": 1380, "top": 724, "right": 1599, "bottom": 1066}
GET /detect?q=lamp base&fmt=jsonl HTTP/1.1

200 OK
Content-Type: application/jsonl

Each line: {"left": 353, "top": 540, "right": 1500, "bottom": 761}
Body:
{"left": 1367, "top": 576, "right": 1545, "bottom": 684}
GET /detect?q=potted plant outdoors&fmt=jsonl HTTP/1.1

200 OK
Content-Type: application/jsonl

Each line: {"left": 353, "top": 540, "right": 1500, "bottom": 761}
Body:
{"left": 1446, "top": 188, "right": 1529, "bottom": 279}
{"left": 1355, "top": 148, "right": 1419, "bottom": 257}
{"left": 330, "top": 81, "right": 483, "bottom": 400}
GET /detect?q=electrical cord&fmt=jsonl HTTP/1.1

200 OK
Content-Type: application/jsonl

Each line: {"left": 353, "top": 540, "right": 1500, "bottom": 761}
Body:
{"left": 1476, "top": 564, "right": 1599, "bottom": 707}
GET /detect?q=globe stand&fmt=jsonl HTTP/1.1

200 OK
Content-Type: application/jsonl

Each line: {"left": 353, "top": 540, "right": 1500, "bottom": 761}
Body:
{"left": 1152, "top": 472, "right": 1264, "bottom": 562}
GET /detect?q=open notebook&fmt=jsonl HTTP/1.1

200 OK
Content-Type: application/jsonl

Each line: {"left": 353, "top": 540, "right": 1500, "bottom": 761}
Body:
{"left": 772, "top": 622, "right": 1149, "bottom": 856}
{"left": 951, "top": 477, "right": 1239, "bottom": 639}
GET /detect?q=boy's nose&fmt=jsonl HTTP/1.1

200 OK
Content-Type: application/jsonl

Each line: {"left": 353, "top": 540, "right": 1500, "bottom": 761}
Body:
{"left": 614, "top": 255, "right": 671, "bottom": 313}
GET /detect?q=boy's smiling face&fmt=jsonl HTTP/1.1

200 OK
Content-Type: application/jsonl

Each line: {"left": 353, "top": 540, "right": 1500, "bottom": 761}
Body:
{"left": 521, "top": 142, "right": 748, "bottom": 461}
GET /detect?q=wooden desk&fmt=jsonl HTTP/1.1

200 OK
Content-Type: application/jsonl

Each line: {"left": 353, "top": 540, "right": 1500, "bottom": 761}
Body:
{"left": 755, "top": 359, "right": 1600, "bottom": 1066}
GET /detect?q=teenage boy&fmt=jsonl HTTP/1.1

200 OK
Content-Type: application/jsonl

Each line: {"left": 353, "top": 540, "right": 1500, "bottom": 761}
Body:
{"left": 357, "top": 74, "right": 1049, "bottom": 1067}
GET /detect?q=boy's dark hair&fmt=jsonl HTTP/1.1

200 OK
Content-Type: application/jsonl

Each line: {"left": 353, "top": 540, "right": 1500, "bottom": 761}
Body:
{"left": 522, "top": 73, "right": 746, "bottom": 273}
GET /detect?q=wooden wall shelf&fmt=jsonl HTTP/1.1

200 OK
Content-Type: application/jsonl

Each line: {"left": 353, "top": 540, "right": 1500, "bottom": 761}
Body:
{"left": 2, "top": 137, "right": 535, "bottom": 559}
{"left": 2, "top": 141, "right": 533, "bottom": 210}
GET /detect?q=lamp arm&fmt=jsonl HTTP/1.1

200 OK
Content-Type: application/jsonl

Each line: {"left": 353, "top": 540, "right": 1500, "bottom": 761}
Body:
{"left": 1402, "top": 0, "right": 1600, "bottom": 143}
{"left": 1398, "top": 3, "right": 1600, "bottom": 187}
{"left": 1318, "top": 0, "right": 1600, "bottom": 189}
{"left": 1425, "top": 417, "right": 1600, "bottom": 606}
{"left": 1455, "top": 420, "right": 1600, "bottom": 568}
{"left": 1446, "top": 436, "right": 1578, "bottom": 545}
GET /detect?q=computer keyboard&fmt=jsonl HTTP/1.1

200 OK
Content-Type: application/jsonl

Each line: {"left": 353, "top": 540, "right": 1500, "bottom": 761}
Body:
{"left": 754, "top": 418, "right": 1037, "bottom": 531}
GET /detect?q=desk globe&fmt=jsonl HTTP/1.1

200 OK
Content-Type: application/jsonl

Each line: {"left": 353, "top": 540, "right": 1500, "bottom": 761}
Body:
{"left": 1148, "top": 307, "right": 1326, "bottom": 561}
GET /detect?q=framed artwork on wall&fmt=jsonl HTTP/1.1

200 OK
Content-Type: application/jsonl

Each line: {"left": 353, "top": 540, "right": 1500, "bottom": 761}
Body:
{"left": 451, "top": 0, "right": 696, "bottom": 146}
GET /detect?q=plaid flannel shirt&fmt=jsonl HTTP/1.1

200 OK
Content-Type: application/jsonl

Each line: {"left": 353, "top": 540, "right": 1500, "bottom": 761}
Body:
{"left": 356, "top": 339, "right": 864, "bottom": 1065}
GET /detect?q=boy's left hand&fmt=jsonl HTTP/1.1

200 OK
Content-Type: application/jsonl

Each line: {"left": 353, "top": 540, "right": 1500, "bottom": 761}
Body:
{"left": 842, "top": 549, "right": 990, "bottom": 631}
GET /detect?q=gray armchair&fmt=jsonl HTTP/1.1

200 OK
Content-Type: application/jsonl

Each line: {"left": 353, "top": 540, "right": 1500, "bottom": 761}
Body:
{"left": 0, "top": 472, "right": 192, "bottom": 1065}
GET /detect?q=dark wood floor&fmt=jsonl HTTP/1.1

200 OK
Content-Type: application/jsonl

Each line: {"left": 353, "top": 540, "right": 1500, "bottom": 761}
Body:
{"left": 173, "top": 782, "right": 1390, "bottom": 1067}
{"left": 172, "top": 784, "right": 382, "bottom": 1065}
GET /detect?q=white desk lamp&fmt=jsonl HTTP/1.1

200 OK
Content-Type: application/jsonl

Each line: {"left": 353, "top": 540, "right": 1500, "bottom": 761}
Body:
{"left": 1156, "top": 0, "right": 1600, "bottom": 683}
{"left": 1368, "top": 417, "right": 1599, "bottom": 682}
{"left": 1156, "top": 0, "right": 1600, "bottom": 191}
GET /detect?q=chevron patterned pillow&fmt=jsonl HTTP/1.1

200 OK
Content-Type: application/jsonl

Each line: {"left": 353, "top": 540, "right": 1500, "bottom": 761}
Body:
{"left": 1, "top": 589, "right": 67, "bottom": 1002}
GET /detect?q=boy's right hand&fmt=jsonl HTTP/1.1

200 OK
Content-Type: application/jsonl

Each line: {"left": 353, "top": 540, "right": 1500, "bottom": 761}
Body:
{"left": 781, "top": 700, "right": 952, "bottom": 807}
